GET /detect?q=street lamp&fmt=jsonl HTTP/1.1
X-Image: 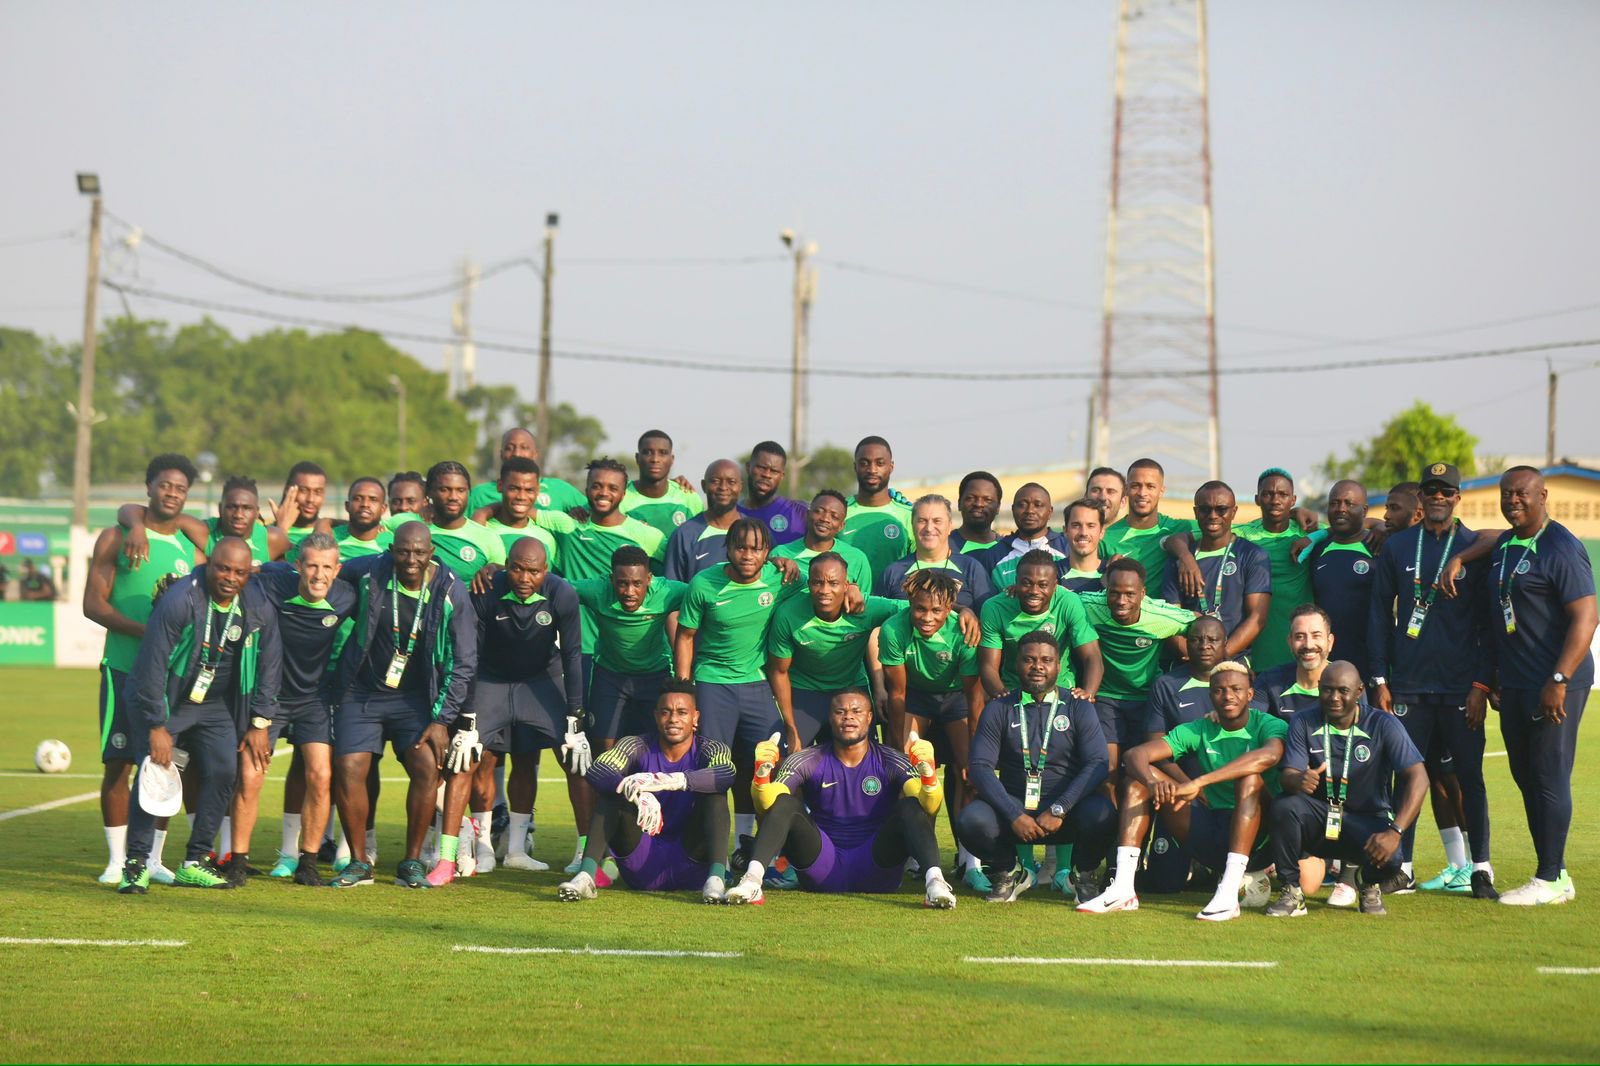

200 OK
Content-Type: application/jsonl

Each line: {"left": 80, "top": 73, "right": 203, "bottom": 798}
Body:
{"left": 197, "top": 450, "right": 218, "bottom": 514}
{"left": 70, "top": 172, "right": 104, "bottom": 530}
{"left": 389, "top": 374, "right": 408, "bottom": 471}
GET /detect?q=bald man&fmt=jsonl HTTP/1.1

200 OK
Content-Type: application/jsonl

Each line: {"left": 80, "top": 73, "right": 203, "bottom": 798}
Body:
{"left": 663, "top": 459, "right": 745, "bottom": 582}
{"left": 468, "top": 427, "right": 587, "bottom": 515}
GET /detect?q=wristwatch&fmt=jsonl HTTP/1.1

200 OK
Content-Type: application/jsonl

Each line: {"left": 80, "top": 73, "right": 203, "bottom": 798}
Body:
{"left": 250, "top": 716, "right": 272, "bottom": 730}
{"left": 1371, "top": 676, "right": 1387, "bottom": 688}
{"left": 1552, "top": 672, "right": 1568, "bottom": 686}
{"left": 1049, "top": 803, "right": 1065, "bottom": 818}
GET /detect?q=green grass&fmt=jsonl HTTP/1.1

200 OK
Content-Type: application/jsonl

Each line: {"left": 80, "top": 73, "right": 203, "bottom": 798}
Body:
{"left": 2, "top": 666, "right": 1598, "bottom": 1063}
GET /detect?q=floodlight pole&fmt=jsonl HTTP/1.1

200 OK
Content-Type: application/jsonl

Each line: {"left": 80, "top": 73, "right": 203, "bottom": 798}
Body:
{"left": 71, "top": 178, "right": 104, "bottom": 530}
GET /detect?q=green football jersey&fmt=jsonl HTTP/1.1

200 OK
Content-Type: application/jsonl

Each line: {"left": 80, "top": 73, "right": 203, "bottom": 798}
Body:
{"left": 840, "top": 499, "right": 914, "bottom": 583}
{"left": 878, "top": 610, "right": 980, "bottom": 693}
{"left": 766, "top": 595, "right": 902, "bottom": 691}
{"left": 484, "top": 516, "right": 559, "bottom": 570}
{"left": 469, "top": 476, "right": 588, "bottom": 516}
{"left": 572, "top": 577, "right": 687, "bottom": 675}
{"left": 978, "top": 586, "right": 1099, "bottom": 690}
{"left": 1077, "top": 592, "right": 1195, "bottom": 701}
{"left": 381, "top": 511, "right": 424, "bottom": 531}
{"left": 1233, "top": 519, "right": 1316, "bottom": 671}
{"left": 283, "top": 523, "right": 319, "bottom": 547}
{"left": 205, "top": 517, "right": 271, "bottom": 565}
{"left": 770, "top": 539, "right": 873, "bottom": 597}
{"left": 1100, "top": 513, "right": 1198, "bottom": 597}
{"left": 1164, "top": 709, "right": 1287, "bottom": 808}
{"left": 426, "top": 520, "right": 507, "bottom": 580}
{"left": 537, "top": 510, "right": 667, "bottom": 653}
{"left": 678, "top": 563, "right": 785, "bottom": 685}
{"left": 102, "top": 528, "right": 196, "bottom": 672}
{"left": 329, "top": 522, "right": 392, "bottom": 560}
{"left": 620, "top": 480, "right": 702, "bottom": 540}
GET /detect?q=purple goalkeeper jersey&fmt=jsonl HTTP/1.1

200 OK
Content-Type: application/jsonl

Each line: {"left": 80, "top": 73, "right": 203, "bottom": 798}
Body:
{"left": 738, "top": 496, "right": 808, "bottom": 547}
{"left": 587, "top": 733, "right": 735, "bottom": 832}
{"left": 773, "top": 741, "right": 914, "bottom": 848}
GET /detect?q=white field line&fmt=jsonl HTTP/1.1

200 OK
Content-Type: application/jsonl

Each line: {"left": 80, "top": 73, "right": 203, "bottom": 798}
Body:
{"left": 964, "top": 956, "right": 1277, "bottom": 969}
{"left": 0, "top": 937, "right": 187, "bottom": 947}
{"left": 454, "top": 944, "right": 743, "bottom": 959}
{"left": 0, "top": 790, "right": 99, "bottom": 822}
{"left": 1537, "top": 967, "right": 1600, "bottom": 975}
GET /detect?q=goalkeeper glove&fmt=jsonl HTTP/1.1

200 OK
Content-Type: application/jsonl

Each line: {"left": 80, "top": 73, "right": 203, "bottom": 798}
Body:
{"left": 618, "top": 772, "right": 655, "bottom": 803}
{"left": 635, "top": 792, "right": 664, "bottom": 836}
{"left": 907, "top": 730, "right": 937, "bottom": 786}
{"left": 445, "top": 714, "right": 482, "bottom": 774}
{"left": 560, "top": 716, "right": 592, "bottom": 776}
{"left": 753, "top": 732, "right": 782, "bottom": 784}
{"left": 650, "top": 771, "right": 687, "bottom": 791}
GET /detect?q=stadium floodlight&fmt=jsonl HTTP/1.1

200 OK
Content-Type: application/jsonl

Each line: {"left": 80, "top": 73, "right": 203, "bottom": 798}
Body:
{"left": 76, "top": 173, "right": 100, "bottom": 196}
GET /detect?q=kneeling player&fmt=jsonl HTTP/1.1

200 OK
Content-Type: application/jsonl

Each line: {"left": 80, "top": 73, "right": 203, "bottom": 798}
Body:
{"left": 1078, "top": 661, "right": 1285, "bottom": 920}
{"left": 723, "top": 690, "right": 955, "bottom": 908}
{"left": 558, "top": 682, "right": 734, "bottom": 902}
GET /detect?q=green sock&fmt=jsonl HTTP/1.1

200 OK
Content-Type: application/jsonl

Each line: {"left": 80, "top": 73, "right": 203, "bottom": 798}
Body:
{"left": 1056, "top": 844, "right": 1073, "bottom": 871}
{"left": 710, "top": 862, "right": 727, "bottom": 881}
{"left": 1015, "top": 844, "right": 1035, "bottom": 870}
{"left": 440, "top": 835, "right": 459, "bottom": 863}
{"left": 580, "top": 857, "right": 599, "bottom": 877}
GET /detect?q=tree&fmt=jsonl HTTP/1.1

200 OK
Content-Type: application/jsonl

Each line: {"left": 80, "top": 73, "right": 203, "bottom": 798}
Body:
{"left": 1315, "top": 401, "right": 1478, "bottom": 490}
{"left": 0, "top": 328, "right": 74, "bottom": 496}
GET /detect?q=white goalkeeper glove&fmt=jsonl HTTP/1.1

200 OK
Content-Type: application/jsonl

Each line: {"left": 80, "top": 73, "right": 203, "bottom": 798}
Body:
{"left": 560, "top": 716, "right": 592, "bottom": 776}
{"left": 618, "top": 772, "right": 655, "bottom": 803}
{"left": 635, "top": 792, "right": 664, "bottom": 836}
{"left": 650, "top": 771, "right": 687, "bottom": 792}
{"left": 446, "top": 714, "right": 482, "bottom": 774}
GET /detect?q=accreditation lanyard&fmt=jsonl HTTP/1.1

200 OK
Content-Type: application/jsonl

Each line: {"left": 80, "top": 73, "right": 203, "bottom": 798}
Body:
{"left": 1199, "top": 540, "right": 1236, "bottom": 619}
{"left": 1017, "top": 693, "right": 1057, "bottom": 811}
{"left": 189, "top": 600, "right": 240, "bottom": 703}
{"left": 1496, "top": 523, "right": 1546, "bottom": 635}
{"left": 1322, "top": 710, "right": 1357, "bottom": 840}
{"left": 384, "top": 579, "right": 428, "bottom": 688}
{"left": 1405, "top": 521, "right": 1457, "bottom": 639}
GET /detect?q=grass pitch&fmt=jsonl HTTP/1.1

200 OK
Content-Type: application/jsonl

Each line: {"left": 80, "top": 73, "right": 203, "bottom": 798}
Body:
{"left": 2, "top": 666, "right": 1598, "bottom": 1063}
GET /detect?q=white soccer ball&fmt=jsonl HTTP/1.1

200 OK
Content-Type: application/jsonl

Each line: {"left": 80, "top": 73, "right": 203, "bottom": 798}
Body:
{"left": 34, "top": 739, "right": 71, "bottom": 774}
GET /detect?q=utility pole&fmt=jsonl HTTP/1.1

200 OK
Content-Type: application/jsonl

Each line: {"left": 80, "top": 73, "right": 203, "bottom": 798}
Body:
{"left": 1547, "top": 360, "right": 1557, "bottom": 467}
{"left": 536, "top": 212, "right": 559, "bottom": 451}
{"left": 781, "top": 229, "right": 817, "bottom": 498}
{"left": 389, "top": 374, "right": 408, "bottom": 470}
{"left": 447, "top": 259, "right": 479, "bottom": 398}
{"left": 70, "top": 173, "right": 104, "bottom": 531}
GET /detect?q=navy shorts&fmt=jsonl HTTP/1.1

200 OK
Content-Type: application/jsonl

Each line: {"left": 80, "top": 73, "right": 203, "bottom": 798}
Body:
{"left": 98, "top": 665, "right": 134, "bottom": 763}
{"left": 1187, "top": 801, "right": 1270, "bottom": 871}
{"left": 1095, "top": 696, "right": 1148, "bottom": 751}
{"left": 472, "top": 674, "right": 568, "bottom": 753}
{"left": 334, "top": 688, "right": 432, "bottom": 758}
{"left": 588, "top": 665, "right": 666, "bottom": 742}
{"left": 789, "top": 688, "right": 835, "bottom": 746}
{"left": 271, "top": 697, "right": 332, "bottom": 747}
{"left": 694, "top": 681, "right": 782, "bottom": 755}
{"left": 905, "top": 688, "right": 969, "bottom": 726}
{"left": 615, "top": 832, "right": 708, "bottom": 892}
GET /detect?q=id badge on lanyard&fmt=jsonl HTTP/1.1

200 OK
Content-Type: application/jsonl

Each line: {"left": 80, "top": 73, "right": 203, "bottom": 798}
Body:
{"left": 1324, "top": 801, "right": 1344, "bottom": 841}
{"left": 1501, "top": 599, "right": 1517, "bottom": 635}
{"left": 188, "top": 666, "right": 215, "bottom": 703}
{"left": 1024, "top": 773, "right": 1042, "bottom": 812}
{"left": 384, "top": 653, "right": 410, "bottom": 689}
{"left": 1405, "top": 603, "right": 1428, "bottom": 640}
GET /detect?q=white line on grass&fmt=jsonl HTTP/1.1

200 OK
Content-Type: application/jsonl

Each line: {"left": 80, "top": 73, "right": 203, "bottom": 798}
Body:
{"left": 964, "top": 956, "right": 1277, "bottom": 969}
{"left": 0, "top": 790, "right": 99, "bottom": 822}
{"left": 1537, "top": 966, "right": 1600, "bottom": 975}
{"left": 0, "top": 937, "right": 188, "bottom": 948}
{"left": 454, "top": 944, "right": 744, "bottom": 959}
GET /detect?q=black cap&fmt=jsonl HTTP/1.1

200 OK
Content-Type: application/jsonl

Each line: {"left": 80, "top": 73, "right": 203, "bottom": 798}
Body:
{"left": 1419, "top": 462, "right": 1461, "bottom": 490}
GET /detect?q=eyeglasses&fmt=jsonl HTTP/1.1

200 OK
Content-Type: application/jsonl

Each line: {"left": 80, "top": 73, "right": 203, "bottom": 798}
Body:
{"left": 1420, "top": 485, "right": 1457, "bottom": 498}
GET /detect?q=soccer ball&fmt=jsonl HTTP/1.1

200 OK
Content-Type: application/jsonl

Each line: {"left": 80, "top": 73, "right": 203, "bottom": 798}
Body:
{"left": 34, "top": 739, "right": 71, "bottom": 774}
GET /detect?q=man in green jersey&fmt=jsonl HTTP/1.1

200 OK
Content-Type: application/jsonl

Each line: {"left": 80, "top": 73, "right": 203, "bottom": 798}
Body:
{"left": 771, "top": 489, "right": 873, "bottom": 590}
{"left": 420, "top": 460, "right": 507, "bottom": 582}
{"left": 1078, "top": 661, "right": 1286, "bottom": 921}
{"left": 468, "top": 427, "right": 587, "bottom": 515}
{"left": 273, "top": 461, "right": 329, "bottom": 547}
{"left": 387, "top": 471, "right": 428, "bottom": 525}
{"left": 1229, "top": 469, "right": 1317, "bottom": 671}
{"left": 473, "top": 456, "right": 559, "bottom": 567}
{"left": 767, "top": 552, "right": 902, "bottom": 749}
{"left": 840, "top": 436, "right": 914, "bottom": 583}
{"left": 621, "top": 429, "right": 701, "bottom": 539}
{"left": 1100, "top": 459, "right": 1196, "bottom": 597}
{"left": 978, "top": 550, "right": 1101, "bottom": 699}
{"left": 84, "top": 453, "right": 205, "bottom": 885}
{"left": 329, "top": 477, "right": 393, "bottom": 560}
{"left": 664, "top": 459, "right": 742, "bottom": 582}
{"left": 951, "top": 471, "right": 1003, "bottom": 555}
{"left": 1060, "top": 498, "right": 1109, "bottom": 593}
{"left": 1085, "top": 467, "right": 1126, "bottom": 527}
{"left": 120, "top": 475, "right": 287, "bottom": 569}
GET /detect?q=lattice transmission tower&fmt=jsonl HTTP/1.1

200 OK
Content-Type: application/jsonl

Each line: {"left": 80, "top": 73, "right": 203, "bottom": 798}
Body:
{"left": 1091, "top": 0, "right": 1220, "bottom": 485}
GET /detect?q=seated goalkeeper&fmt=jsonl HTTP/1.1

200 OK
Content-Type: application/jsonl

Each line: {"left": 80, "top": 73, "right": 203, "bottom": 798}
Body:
{"left": 558, "top": 680, "right": 736, "bottom": 903}
{"left": 722, "top": 688, "right": 956, "bottom": 909}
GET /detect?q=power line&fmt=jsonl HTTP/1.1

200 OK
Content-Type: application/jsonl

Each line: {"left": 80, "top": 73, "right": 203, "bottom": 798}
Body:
{"left": 561, "top": 254, "right": 787, "bottom": 267}
{"left": 0, "top": 228, "right": 79, "bottom": 251}
{"left": 103, "top": 279, "right": 1600, "bottom": 382}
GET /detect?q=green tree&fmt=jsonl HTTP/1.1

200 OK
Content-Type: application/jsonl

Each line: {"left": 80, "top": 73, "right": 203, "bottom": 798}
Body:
{"left": 1315, "top": 401, "right": 1478, "bottom": 490}
{"left": 0, "top": 328, "right": 74, "bottom": 496}
{"left": 460, "top": 384, "right": 607, "bottom": 482}
{"left": 793, "top": 444, "right": 857, "bottom": 498}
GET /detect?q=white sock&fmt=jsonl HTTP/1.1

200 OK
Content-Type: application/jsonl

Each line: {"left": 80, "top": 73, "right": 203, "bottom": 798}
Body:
{"left": 1474, "top": 861, "right": 1494, "bottom": 877}
{"left": 744, "top": 860, "right": 765, "bottom": 884}
{"left": 336, "top": 832, "right": 352, "bottom": 864}
{"left": 508, "top": 812, "right": 532, "bottom": 857}
{"left": 281, "top": 813, "right": 302, "bottom": 856}
{"left": 218, "top": 816, "right": 232, "bottom": 857}
{"left": 1110, "top": 845, "right": 1141, "bottom": 896}
{"left": 1440, "top": 827, "right": 1469, "bottom": 869}
{"left": 365, "top": 828, "right": 378, "bottom": 860}
{"left": 923, "top": 865, "right": 945, "bottom": 886}
{"left": 734, "top": 813, "right": 756, "bottom": 840}
{"left": 471, "top": 810, "right": 492, "bottom": 842}
{"left": 104, "top": 825, "right": 127, "bottom": 866}
{"left": 1208, "top": 853, "right": 1249, "bottom": 909}
{"left": 957, "top": 845, "right": 977, "bottom": 869}
{"left": 571, "top": 836, "right": 585, "bottom": 865}
{"left": 1401, "top": 860, "right": 1413, "bottom": 878}
{"left": 149, "top": 828, "right": 168, "bottom": 867}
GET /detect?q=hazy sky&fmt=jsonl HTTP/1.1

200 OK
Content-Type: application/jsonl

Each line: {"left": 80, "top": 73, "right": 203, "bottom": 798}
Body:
{"left": 4, "top": 2, "right": 1598, "bottom": 494}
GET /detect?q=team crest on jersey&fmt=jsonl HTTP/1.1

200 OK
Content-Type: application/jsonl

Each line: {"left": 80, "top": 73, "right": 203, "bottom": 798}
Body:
{"left": 1221, "top": 560, "right": 1238, "bottom": 576}
{"left": 758, "top": 591, "right": 774, "bottom": 607}
{"left": 111, "top": 732, "right": 126, "bottom": 750}
{"left": 175, "top": 560, "right": 191, "bottom": 575}
{"left": 537, "top": 492, "right": 552, "bottom": 506}
{"left": 1394, "top": 703, "right": 1408, "bottom": 717}
{"left": 1135, "top": 636, "right": 1154, "bottom": 648}
{"left": 1516, "top": 559, "right": 1531, "bottom": 575}
{"left": 861, "top": 775, "right": 882, "bottom": 796}
{"left": 1355, "top": 744, "right": 1372, "bottom": 763}
{"left": 1052, "top": 714, "right": 1070, "bottom": 733}
{"left": 1153, "top": 837, "right": 1169, "bottom": 855}
{"left": 936, "top": 651, "right": 951, "bottom": 663}
{"left": 771, "top": 515, "right": 789, "bottom": 532}
{"left": 536, "top": 610, "right": 553, "bottom": 626}
{"left": 673, "top": 511, "right": 687, "bottom": 526}
{"left": 1353, "top": 559, "right": 1371, "bottom": 575}
{"left": 226, "top": 624, "right": 243, "bottom": 643}
{"left": 1040, "top": 621, "right": 1057, "bottom": 635}
{"left": 884, "top": 525, "right": 900, "bottom": 540}
{"left": 321, "top": 614, "right": 338, "bottom": 627}
{"left": 459, "top": 545, "right": 477, "bottom": 562}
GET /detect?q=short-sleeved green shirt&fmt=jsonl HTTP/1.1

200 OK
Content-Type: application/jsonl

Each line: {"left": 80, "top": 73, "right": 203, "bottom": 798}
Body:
{"left": 484, "top": 516, "right": 560, "bottom": 570}
{"left": 1233, "top": 519, "right": 1317, "bottom": 672}
{"left": 469, "top": 476, "right": 587, "bottom": 516}
{"left": 426, "top": 520, "right": 507, "bottom": 581}
{"left": 840, "top": 499, "right": 914, "bottom": 583}
{"left": 1100, "top": 513, "right": 1198, "bottom": 596}
{"left": 767, "top": 595, "right": 903, "bottom": 691}
{"left": 536, "top": 510, "right": 667, "bottom": 653}
{"left": 878, "top": 610, "right": 980, "bottom": 693}
{"left": 979, "top": 587, "right": 1099, "bottom": 690}
{"left": 205, "top": 518, "right": 272, "bottom": 565}
{"left": 102, "top": 528, "right": 196, "bottom": 673}
{"left": 621, "top": 480, "right": 702, "bottom": 541}
{"left": 770, "top": 538, "right": 873, "bottom": 596}
{"left": 1076, "top": 592, "right": 1196, "bottom": 701}
{"left": 1164, "top": 709, "right": 1288, "bottom": 808}
{"left": 678, "top": 563, "right": 786, "bottom": 685}
{"left": 329, "top": 522, "right": 392, "bottom": 560}
{"left": 571, "top": 577, "right": 687, "bottom": 675}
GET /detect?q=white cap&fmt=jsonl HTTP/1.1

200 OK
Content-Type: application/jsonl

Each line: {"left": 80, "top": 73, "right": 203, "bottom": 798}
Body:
{"left": 137, "top": 757, "right": 184, "bottom": 818}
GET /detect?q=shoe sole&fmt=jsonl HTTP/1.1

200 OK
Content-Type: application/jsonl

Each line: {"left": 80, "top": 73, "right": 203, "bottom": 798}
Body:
{"left": 116, "top": 885, "right": 147, "bottom": 895}
{"left": 1076, "top": 896, "right": 1139, "bottom": 914}
{"left": 924, "top": 894, "right": 957, "bottom": 909}
{"left": 1196, "top": 906, "right": 1240, "bottom": 922}
{"left": 557, "top": 889, "right": 594, "bottom": 902}
{"left": 394, "top": 879, "right": 430, "bottom": 889}
{"left": 328, "top": 878, "right": 373, "bottom": 887}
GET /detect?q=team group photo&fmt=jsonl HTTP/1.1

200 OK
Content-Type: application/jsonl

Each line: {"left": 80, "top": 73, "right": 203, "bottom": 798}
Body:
{"left": 3, "top": 3, "right": 1599, "bottom": 1064}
